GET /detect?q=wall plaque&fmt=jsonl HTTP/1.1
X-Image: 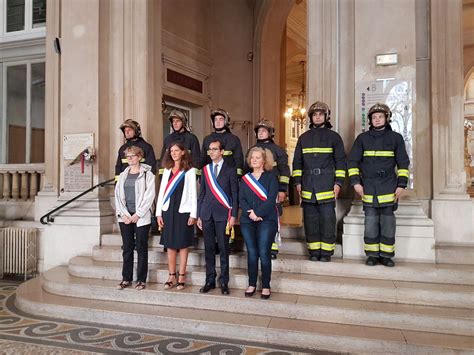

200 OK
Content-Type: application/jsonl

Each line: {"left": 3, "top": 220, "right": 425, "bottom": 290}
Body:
{"left": 64, "top": 163, "right": 92, "bottom": 192}
{"left": 167, "top": 69, "right": 203, "bottom": 93}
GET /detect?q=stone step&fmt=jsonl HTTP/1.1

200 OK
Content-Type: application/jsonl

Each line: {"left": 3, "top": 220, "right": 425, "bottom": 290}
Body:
{"left": 42, "top": 266, "right": 474, "bottom": 337}
{"left": 15, "top": 277, "right": 474, "bottom": 354}
{"left": 68, "top": 256, "right": 474, "bottom": 309}
{"left": 92, "top": 245, "right": 474, "bottom": 285}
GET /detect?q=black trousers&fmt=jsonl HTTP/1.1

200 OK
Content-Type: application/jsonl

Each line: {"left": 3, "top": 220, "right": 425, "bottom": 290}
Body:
{"left": 363, "top": 206, "right": 396, "bottom": 258}
{"left": 202, "top": 219, "right": 230, "bottom": 285}
{"left": 302, "top": 202, "right": 336, "bottom": 257}
{"left": 119, "top": 222, "right": 150, "bottom": 283}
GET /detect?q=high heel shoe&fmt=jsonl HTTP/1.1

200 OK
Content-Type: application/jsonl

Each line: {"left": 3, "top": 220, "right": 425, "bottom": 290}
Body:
{"left": 164, "top": 273, "right": 176, "bottom": 289}
{"left": 261, "top": 288, "right": 271, "bottom": 300}
{"left": 244, "top": 286, "right": 256, "bottom": 297}
{"left": 176, "top": 273, "right": 186, "bottom": 290}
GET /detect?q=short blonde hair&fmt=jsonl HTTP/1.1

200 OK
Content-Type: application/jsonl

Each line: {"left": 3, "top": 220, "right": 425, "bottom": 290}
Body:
{"left": 246, "top": 147, "right": 274, "bottom": 171}
{"left": 123, "top": 146, "right": 144, "bottom": 158}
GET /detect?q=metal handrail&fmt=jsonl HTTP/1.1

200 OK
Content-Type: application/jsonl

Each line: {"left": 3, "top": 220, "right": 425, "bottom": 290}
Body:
{"left": 40, "top": 178, "right": 115, "bottom": 225}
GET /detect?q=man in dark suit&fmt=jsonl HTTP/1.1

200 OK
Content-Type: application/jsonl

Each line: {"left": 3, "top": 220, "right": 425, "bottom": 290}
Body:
{"left": 197, "top": 140, "right": 238, "bottom": 295}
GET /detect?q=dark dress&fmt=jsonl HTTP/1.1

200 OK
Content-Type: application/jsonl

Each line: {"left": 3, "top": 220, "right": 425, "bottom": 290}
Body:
{"left": 160, "top": 171, "right": 194, "bottom": 249}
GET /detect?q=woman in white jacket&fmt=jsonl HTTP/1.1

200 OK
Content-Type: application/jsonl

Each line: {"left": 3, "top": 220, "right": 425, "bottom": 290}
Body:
{"left": 156, "top": 142, "right": 197, "bottom": 290}
{"left": 115, "top": 146, "right": 156, "bottom": 290}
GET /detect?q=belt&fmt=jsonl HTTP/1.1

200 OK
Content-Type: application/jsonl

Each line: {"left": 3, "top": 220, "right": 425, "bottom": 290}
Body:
{"left": 363, "top": 170, "right": 395, "bottom": 179}
{"left": 304, "top": 167, "right": 334, "bottom": 175}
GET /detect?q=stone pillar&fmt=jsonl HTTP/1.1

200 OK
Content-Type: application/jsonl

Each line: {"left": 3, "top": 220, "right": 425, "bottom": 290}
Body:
{"left": 20, "top": 172, "right": 29, "bottom": 200}
{"left": 11, "top": 172, "right": 20, "bottom": 200}
{"left": 431, "top": 0, "right": 473, "bottom": 264}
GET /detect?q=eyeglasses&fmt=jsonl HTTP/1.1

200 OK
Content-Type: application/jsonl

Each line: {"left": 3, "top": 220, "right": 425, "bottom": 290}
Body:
{"left": 126, "top": 154, "right": 138, "bottom": 158}
{"left": 207, "top": 148, "right": 221, "bottom": 152}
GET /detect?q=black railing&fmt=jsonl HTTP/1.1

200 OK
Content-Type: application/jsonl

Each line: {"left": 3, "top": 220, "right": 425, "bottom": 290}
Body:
{"left": 40, "top": 178, "right": 115, "bottom": 225}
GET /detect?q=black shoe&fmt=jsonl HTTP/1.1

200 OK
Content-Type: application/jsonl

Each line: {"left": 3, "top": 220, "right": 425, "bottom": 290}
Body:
{"left": 319, "top": 256, "right": 331, "bottom": 262}
{"left": 271, "top": 253, "right": 278, "bottom": 260}
{"left": 245, "top": 286, "right": 256, "bottom": 297}
{"left": 381, "top": 257, "right": 395, "bottom": 267}
{"left": 199, "top": 283, "right": 216, "bottom": 293}
{"left": 221, "top": 284, "right": 230, "bottom": 295}
{"left": 309, "top": 255, "right": 319, "bottom": 262}
{"left": 261, "top": 289, "right": 271, "bottom": 300}
{"left": 366, "top": 256, "right": 379, "bottom": 266}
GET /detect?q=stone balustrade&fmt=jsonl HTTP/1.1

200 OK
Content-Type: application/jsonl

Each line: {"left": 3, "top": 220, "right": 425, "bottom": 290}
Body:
{"left": 0, "top": 164, "right": 44, "bottom": 201}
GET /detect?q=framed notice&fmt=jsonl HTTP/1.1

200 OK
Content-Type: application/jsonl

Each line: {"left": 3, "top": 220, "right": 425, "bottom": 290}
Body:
{"left": 63, "top": 133, "right": 94, "bottom": 160}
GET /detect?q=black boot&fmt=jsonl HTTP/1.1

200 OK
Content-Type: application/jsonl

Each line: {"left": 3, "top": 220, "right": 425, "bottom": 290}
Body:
{"left": 365, "top": 256, "right": 379, "bottom": 266}
{"left": 380, "top": 257, "right": 395, "bottom": 267}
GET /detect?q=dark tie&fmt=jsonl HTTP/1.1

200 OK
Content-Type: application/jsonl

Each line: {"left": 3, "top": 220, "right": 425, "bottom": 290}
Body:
{"left": 214, "top": 164, "right": 218, "bottom": 178}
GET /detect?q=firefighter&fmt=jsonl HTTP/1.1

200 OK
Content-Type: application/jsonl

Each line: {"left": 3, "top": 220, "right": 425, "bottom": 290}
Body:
{"left": 348, "top": 103, "right": 410, "bottom": 267}
{"left": 292, "top": 101, "right": 346, "bottom": 262}
{"left": 115, "top": 119, "right": 157, "bottom": 182}
{"left": 244, "top": 118, "right": 290, "bottom": 259}
{"left": 159, "top": 110, "right": 201, "bottom": 175}
{"left": 200, "top": 109, "right": 244, "bottom": 177}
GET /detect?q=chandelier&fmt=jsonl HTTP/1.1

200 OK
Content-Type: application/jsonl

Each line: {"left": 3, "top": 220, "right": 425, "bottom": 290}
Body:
{"left": 284, "top": 61, "right": 306, "bottom": 129}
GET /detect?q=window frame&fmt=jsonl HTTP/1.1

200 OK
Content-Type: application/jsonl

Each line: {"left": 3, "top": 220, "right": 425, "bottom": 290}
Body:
{"left": 0, "top": 0, "right": 46, "bottom": 43}
{"left": 1, "top": 57, "right": 45, "bottom": 164}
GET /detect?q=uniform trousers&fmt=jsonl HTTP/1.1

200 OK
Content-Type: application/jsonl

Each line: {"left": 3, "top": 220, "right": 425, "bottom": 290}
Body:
{"left": 302, "top": 202, "right": 336, "bottom": 257}
{"left": 363, "top": 206, "right": 396, "bottom": 258}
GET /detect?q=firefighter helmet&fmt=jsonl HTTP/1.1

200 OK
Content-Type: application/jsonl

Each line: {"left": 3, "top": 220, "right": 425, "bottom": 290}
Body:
{"left": 308, "top": 101, "right": 332, "bottom": 128}
{"left": 210, "top": 108, "right": 231, "bottom": 129}
{"left": 168, "top": 109, "right": 189, "bottom": 131}
{"left": 119, "top": 119, "right": 141, "bottom": 138}
{"left": 368, "top": 103, "right": 392, "bottom": 120}
{"left": 254, "top": 118, "right": 275, "bottom": 139}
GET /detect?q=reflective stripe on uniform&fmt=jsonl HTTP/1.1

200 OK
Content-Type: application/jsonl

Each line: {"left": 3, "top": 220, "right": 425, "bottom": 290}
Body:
{"left": 237, "top": 168, "right": 243, "bottom": 175}
{"left": 364, "top": 243, "right": 380, "bottom": 252}
{"left": 348, "top": 168, "right": 360, "bottom": 176}
{"left": 380, "top": 243, "right": 395, "bottom": 253}
{"left": 114, "top": 175, "right": 119, "bottom": 182}
{"left": 301, "top": 190, "right": 313, "bottom": 200}
{"left": 302, "top": 147, "right": 334, "bottom": 154}
{"left": 363, "top": 150, "right": 395, "bottom": 157}
{"left": 315, "top": 190, "right": 335, "bottom": 201}
{"left": 292, "top": 169, "right": 302, "bottom": 177}
{"left": 397, "top": 169, "right": 409, "bottom": 177}
{"left": 362, "top": 195, "right": 374, "bottom": 203}
{"left": 195, "top": 168, "right": 201, "bottom": 176}
{"left": 271, "top": 242, "right": 279, "bottom": 251}
{"left": 335, "top": 170, "right": 346, "bottom": 178}
{"left": 279, "top": 176, "right": 290, "bottom": 184}
{"left": 272, "top": 161, "right": 277, "bottom": 166}
{"left": 223, "top": 150, "right": 233, "bottom": 156}
{"left": 377, "top": 193, "right": 395, "bottom": 204}
{"left": 121, "top": 159, "right": 128, "bottom": 163}
{"left": 321, "top": 242, "right": 335, "bottom": 251}
{"left": 158, "top": 168, "right": 164, "bottom": 175}
{"left": 307, "top": 242, "right": 321, "bottom": 250}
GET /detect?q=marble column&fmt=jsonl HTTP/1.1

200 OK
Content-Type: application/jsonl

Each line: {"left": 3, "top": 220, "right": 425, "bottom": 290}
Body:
{"left": 431, "top": 0, "right": 473, "bottom": 264}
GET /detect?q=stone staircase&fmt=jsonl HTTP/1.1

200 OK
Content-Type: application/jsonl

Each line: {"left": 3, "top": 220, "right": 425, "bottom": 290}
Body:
{"left": 15, "top": 223, "right": 474, "bottom": 354}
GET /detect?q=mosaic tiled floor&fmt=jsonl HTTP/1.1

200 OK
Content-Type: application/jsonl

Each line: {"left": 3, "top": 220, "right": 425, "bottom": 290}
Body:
{"left": 0, "top": 280, "right": 334, "bottom": 354}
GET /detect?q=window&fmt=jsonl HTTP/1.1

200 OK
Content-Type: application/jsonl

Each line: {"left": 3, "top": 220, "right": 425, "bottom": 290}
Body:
{"left": 1, "top": 0, "right": 46, "bottom": 41}
{"left": 1, "top": 60, "right": 45, "bottom": 163}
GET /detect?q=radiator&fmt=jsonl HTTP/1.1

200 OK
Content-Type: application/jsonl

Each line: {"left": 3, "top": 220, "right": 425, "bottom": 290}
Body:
{"left": 0, "top": 227, "right": 37, "bottom": 280}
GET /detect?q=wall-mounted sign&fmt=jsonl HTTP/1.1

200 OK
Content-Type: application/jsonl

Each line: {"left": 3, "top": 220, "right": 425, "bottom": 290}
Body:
{"left": 167, "top": 69, "right": 203, "bottom": 93}
{"left": 375, "top": 53, "right": 398, "bottom": 66}
{"left": 63, "top": 133, "right": 94, "bottom": 160}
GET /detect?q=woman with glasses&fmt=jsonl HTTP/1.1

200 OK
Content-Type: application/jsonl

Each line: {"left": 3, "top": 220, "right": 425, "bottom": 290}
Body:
{"left": 114, "top": 146, "right": 156, "bottom": 290}
{"left": 239, "top": 146, "right": 278, "bottom": 299}
{"left": 156, "top": 142, "right": 197, "bottom": 290}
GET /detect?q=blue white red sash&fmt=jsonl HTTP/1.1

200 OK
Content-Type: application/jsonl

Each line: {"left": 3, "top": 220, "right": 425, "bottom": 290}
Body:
{"left": 163, "top": 170, "right": 186, "bottom": 205}
{"left": 242, "top": 173, "right": 268, "bottom": 201}
{"left": 203, "top": 164, "right": 232, "bottom": 210}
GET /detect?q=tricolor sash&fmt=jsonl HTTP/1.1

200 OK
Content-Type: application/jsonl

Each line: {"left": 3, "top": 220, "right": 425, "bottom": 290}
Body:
{"left": 203, "top": 164, "right": 234, "bottom": 237}
{"left": 243, "top": 173, "right": 281, "bottom": 243}
{"left": 242, "top": 173, "right": 268, "bottom": 201}
{"left": 162, "top": 170, "right": 186, "bottom": 205}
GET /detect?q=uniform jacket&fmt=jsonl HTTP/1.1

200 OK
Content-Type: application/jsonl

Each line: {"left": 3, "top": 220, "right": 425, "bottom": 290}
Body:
{"left": 115, "top": 137, "right": 157, "bottom": 180}
{"left": 244, "top": 139, "right": 291, "bottom": 193}
{"left": 155, "top": 168, "right": 197, "bottom": 218}
{"left": 239, "top": 171, "right": 279, "bottom": 224}
{"left": 348, "top": 128, "right": 410, "bottom": 207}
{"left": 201, "top": 131, "right": 244, "bottom": 176}
{"left": 198, "top": 161, "right": 239, "bottom": 221}
{"left": 114, "top": 164, "right": 156, "bottom": 227}
{"left": 292, "top": 126, "right": 346, "bottom": 204}
{"left": 159, "top": 130, "right": 201, "bottom": 174}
